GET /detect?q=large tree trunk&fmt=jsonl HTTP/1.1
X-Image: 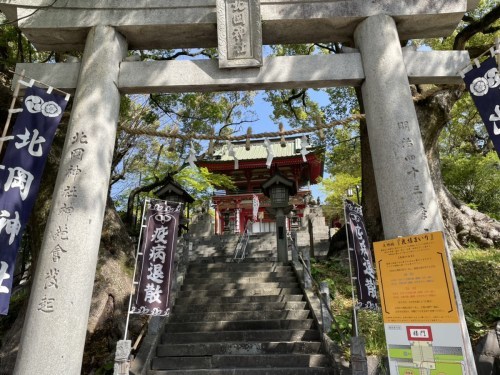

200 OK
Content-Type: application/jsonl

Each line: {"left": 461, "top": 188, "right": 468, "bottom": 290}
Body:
{"left": 415, "top": 86, "right": 500, "bottom": 249}
{"left": 351, "top": 83, "right": 500, "bottom": 249}
{"left": 356, "top": 88, "right": 384, "bottom": 243}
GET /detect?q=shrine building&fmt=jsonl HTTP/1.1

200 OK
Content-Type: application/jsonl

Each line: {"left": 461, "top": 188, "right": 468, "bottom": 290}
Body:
{"left": 197, "top": 136, "right": 324, "bottom": 235}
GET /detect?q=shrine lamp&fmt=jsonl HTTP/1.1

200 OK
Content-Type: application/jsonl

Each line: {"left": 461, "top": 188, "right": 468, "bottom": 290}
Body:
{"left": 262, "top": 172, "right": 297, "bottom": 208}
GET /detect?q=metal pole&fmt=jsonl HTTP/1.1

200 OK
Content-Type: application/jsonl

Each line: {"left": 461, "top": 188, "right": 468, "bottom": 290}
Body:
{"left": 496, "top": 36, "right": 500, "bottom": 68}
{"left": 343, "top": 199, "right": 359, "bottom": 336}
{"left": 0, "top": 69, "right": 24, "bottom": 154}
{"left": 124, "top": 198, "right": 150, "bottom": 340}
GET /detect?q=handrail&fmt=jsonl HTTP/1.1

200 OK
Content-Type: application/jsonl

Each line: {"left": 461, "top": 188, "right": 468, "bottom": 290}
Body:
{"left": 287, "top": 232, "right": 348, "bottom": 346}
{"left": 233, "top": 221, "right": 251, "bottom": 262}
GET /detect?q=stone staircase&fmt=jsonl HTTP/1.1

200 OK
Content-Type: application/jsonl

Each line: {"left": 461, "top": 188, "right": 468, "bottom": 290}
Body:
{"left": 190, "top": 232, "right": 278, "bottom": 262}
{"left": 147, "top": 259, "right": 335, "bottom": 374}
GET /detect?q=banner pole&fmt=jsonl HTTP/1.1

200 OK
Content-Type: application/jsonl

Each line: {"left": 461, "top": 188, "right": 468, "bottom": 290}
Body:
{"left": 124, "top": 198, "right": 150, "bottom": 340}
{"left": 0, "top": 69, "right": 24, "bottom": 155}
{"left": 496, "top": 36, "right": 500, "bottom": 69}
{"left": 343, "top": 199, "right": 359, "bottom": 337}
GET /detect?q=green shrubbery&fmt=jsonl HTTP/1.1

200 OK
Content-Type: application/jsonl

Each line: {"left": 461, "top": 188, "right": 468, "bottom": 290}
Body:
{"left": 311, "top": 246, "right": 500, "bottom": 356}
{"left": 452, "top": 247, "right": 500, "bottom": 343}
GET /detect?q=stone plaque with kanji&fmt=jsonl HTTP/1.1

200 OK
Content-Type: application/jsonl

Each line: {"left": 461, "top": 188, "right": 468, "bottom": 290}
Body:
{"left": 217, "top": 0, "right": 262, "bottom": 69}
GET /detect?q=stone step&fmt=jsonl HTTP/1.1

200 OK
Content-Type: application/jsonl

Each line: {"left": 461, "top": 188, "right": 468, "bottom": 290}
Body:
{"left": 174, "top": 294, "right": 304, "bottom": 305}
{"left": 177, "top": 287, "right": 302, "bottom": 298}
{"left": 164, "top": 319, "right": 315, "bottom": 333}
{"left": 245, "top": 254, "right": 280, "bottom": 259}
{"left": 180, "top": 281, "right": 300, "bottom": 291}
{"left": 185, "top": 271, "right": 295, "bottom": 279}
{"left": 190, "top": 257, "right": 278, "bottom": 264}
{"left": 188, "top": 263, "right": 290, "bottom": 271}
{"left": 247, "top": 245, "right": 278, "bottom": 250}
{"left": 173, "top": 301, "right": 307, "bottom": 313}
{"left": 193, "top": 239, "right": 239, "bottom": 245}
{"left": 190, "top": 257, "right": 288, "bottom": 267}
{"left": 161, "top": 329, "right": 321, "bottom": 344}
{"left": 192, "top": 250, "right": 234, "bottom": 256}
{"left": 169, "top": 310, "right": 310, "bottom": 323}
{"left": 192, "top": 247, "right": 233, "bottom": 252}
{"left": 151, "top": 354, "right": 330, "bottom": 370}
{"left": 148, "top": 368, "right": 335, "bottom": 375}
{"left": 189, "top": 257, "right": 234, "bottom": 263}
{"left": 156, "top": 341, "right": 322, "bottom": 356}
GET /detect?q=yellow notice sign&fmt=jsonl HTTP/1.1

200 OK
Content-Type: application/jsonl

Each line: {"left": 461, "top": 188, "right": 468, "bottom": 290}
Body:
{"left": 373, "top": 231, "right": 459, "bottom": 324}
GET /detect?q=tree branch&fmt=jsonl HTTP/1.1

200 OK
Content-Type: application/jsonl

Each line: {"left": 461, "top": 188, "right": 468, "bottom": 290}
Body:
{"left": 126, "top": 174, "right": 170, "bottom": 227}
{"left": 150, "top": 94, "right": 212, "bottom": 122}
{"left": 285, "top": 89, "right": 307, "bottom": 105}
{"left": 0, "top": 0, "right": 59, "bottom": 26}
{"left": 454, "top": 4, "right": 500, "bottom": 50}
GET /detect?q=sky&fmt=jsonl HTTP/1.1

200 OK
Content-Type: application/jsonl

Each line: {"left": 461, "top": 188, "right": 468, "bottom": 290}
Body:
{"left": 241, "top": 90, "right": 329, "bottom": 202}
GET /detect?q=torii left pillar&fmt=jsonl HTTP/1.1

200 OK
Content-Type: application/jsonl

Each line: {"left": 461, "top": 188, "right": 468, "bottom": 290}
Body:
{"left": 14, "top": 26, "right": 127, "bottom": 375}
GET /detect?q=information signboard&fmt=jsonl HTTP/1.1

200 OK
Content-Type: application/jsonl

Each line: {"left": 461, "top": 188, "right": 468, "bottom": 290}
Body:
{"left": 374, "top": 231, "right": 470, "bottom": 375}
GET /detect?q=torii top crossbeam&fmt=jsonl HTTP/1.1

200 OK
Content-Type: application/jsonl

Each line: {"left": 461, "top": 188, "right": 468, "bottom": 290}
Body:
{"left": 0, "top": 2, "right": 480, "bottom": 375}
{"left": 1, "top": 0, "right": 479, "bottom": 51}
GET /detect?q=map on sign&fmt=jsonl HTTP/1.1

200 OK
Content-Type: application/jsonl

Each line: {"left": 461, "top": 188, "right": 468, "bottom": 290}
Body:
{"left": 374, "top": 232, "right": 469, "bottom": 375}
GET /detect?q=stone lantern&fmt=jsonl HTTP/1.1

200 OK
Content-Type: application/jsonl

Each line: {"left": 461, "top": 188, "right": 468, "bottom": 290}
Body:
{"left": 262, "top": 172, "right": 297, "bottom": 262}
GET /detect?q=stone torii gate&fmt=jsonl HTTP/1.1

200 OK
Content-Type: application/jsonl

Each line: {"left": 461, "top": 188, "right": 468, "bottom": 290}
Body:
{"left": 0, "top": 1, "right": 478, "bottom": 374}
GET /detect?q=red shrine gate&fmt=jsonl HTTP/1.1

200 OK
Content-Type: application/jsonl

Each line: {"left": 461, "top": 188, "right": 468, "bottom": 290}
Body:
{"left": 196, "top": 136, "right": 324, "bottom": 234}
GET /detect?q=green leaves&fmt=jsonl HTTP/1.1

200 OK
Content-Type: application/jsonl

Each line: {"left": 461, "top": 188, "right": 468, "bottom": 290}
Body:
{"left": 453, "top": 248, "right": 500, "bottom": 344}
{"left": 176, "top": 167, "right": 235, "bottom": 203}
{"left": 312, "top": 258, "right": 386, "bottom": 356}
{"left": 442, "top": 151, "right": 500, "bottom": 219}
{"left": 321, "top": 173, "right": 361, "bottom": 220}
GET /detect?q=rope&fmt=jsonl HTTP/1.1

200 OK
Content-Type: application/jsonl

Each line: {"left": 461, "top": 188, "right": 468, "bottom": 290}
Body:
{"left": 8, "top": 69, "right": 71, "bottom": 97}
{"left": 118, "top": 114, "right": 366, "bottom": 141}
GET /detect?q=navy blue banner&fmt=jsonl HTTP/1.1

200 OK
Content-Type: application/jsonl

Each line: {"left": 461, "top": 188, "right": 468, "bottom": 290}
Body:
{"left": 130, "top": 199, "right": 182, "bottom": 316}
{"left": 344, "top": 199, "right": 379, "bottom": 310}
{"left": 463, "top": 56, "right": 500, "bottom": 158}
{"left": 0, "top": 86, "right": 68, "bottom": 315}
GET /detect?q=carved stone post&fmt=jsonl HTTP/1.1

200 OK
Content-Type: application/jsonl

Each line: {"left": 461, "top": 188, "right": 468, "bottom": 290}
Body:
{"left": 303, "top": 248, "right": 312, "bottom": 290}
{"left": 350, "top": 336, "right": 368, "bottom": 375}
{"left": 291, "top": 231, "right": 298, "bottom": 262}
{"left": 354, "top": 14, "right": 476, "bottom": 374}
{"left": 275, "top": 208, "right": 288, "bottom": 262}
{"left": 320, "top": 281, "right": 333, "bottom": 334}
{"left": 14, "top": 26, "right": 127, "bottom": 375}
{"left": 354, "top": 14, "right": 444, "bottom": 238}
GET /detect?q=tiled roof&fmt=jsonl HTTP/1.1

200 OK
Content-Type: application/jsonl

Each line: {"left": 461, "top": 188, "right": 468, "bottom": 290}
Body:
{"left": 208, "top": 137, "right": 309, "bottom": 161}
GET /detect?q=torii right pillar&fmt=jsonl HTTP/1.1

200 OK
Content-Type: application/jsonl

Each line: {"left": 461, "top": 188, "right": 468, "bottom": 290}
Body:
{"left": 354, "top": 14, "right": 443, "bottom": 238}
{"left": 354, "top": 14, "right": 477, "bottom": 374}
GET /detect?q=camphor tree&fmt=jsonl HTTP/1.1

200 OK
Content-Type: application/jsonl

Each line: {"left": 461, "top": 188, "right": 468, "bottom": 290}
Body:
{"left": 266, "top": 2, "right": 500, "bottom": 248}
{"left": 413, "top": 1, "right": 500, "bottom": 248}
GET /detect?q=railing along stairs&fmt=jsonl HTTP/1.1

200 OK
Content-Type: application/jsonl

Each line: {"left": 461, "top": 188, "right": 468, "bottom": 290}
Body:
{"left": 232, "top": 220, "right": 252, "bottom": 262}
{"left": 287, "top": 231, "right": 347, "bottom": 346}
